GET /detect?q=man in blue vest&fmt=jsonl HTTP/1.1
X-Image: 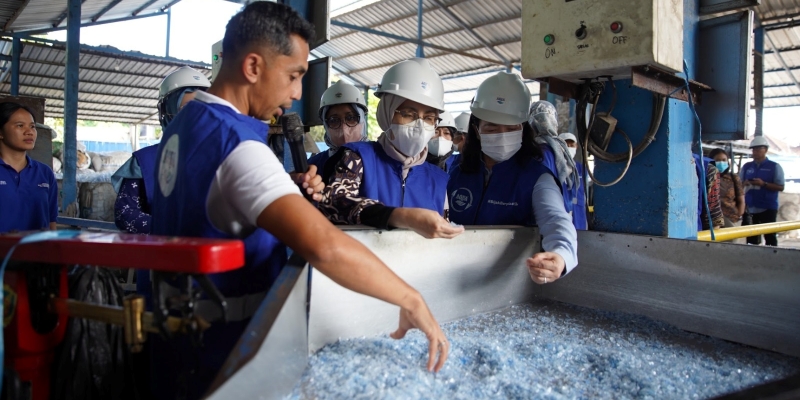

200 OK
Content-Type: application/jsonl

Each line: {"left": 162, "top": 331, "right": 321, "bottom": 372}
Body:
{"left": 150, "top": 3, "right": 449, "bottom": 399}
{"left": 740, "top": 136, "right": 785, "bottom": 246}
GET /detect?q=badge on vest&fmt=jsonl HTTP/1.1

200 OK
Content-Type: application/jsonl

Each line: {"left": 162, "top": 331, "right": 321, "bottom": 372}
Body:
{"left": 451, "top": 188, "right": 473, "bottom": 212}
{"left": 158, "top": 134, "right": 180, "bottom": 197}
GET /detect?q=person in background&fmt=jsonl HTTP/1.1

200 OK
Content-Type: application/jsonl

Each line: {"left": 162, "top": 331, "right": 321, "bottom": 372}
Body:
{"left": 0, "top": 102, "right": 57, "bottom": 233}
{"left": 740, "top": 136, "right": 785, "bottom": 246}
{"left": 318, "top": 58, "right": 464, "bottom": 239}
{"left": 150, "top": 5, "right": 449, "bottom": 398}
{"left": 694, "top": 153, "right": 725, "bottom": 231}
{"left": 709, "top": 148, "right": 745, "bottom": 236}
{"left": 426, "top": 111, "right": 457, "bottom": 172}
{"left": 309, "top": 80, "right": 368, "bottom": 173}
{"left": 449, "top": 71, "right": 578, "bottom": 284}
{"left": 529, "top": 101, "right": 580, "bottom": 222}
{"left": 111, "top": 66, "right": 211, "bottom": 234}
{"left": 453, "top": 111, "right": 470, "bottom": 153}
{"left": 558, "top": 132, "right": 588, "bottom": 230}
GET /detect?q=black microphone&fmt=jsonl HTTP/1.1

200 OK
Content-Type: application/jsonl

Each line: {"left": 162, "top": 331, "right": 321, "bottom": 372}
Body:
{"left": 280, "top": 112, "right": 309, "bottom": 174}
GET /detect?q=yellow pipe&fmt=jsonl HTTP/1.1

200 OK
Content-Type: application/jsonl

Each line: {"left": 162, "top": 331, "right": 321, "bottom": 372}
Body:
{"left": 698, "top": 220, "right": 800, "bottom": 242}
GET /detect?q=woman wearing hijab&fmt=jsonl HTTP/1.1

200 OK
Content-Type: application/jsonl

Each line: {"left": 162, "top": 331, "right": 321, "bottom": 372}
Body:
{"left": 318, "top": 58, "right": 463, "bottom": 239}
{"left": 310, "top": 80, "right": 368, "bottom": 172}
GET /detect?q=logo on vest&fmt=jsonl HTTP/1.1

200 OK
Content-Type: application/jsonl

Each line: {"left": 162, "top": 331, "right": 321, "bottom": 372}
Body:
{"left": 451, "top": 188, "right": 473, "bottom": 212}
{"left": 38, "top": 183, "right": 49, "bottom": 188}
{"left": 487, "top": 199, "right": 518, "bottom": 207}
{"left": 0, "top": 181, "right": 5, "bottom": 185}
{"left": 158, "top": 134, "right": 180, "bottom": 197}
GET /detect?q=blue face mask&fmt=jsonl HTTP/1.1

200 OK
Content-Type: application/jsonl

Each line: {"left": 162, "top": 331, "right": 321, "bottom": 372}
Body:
{"left": 715, "top": 161, "right": 729, "bottom": 172}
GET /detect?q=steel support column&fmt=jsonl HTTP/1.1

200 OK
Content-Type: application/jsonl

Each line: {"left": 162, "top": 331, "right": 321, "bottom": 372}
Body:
{"left": 165, "top": 8, "right": 171, "bottom": 58}
{"left": 10, "top": 37, "right": 21, "bottom": 96}
{"left": 753, "top": 27, "right": 764, "bottom": 137}
{"left": 62, "top": 0, "right": 81, "bottom": 213}
{"left": 416, "top": 0, "right": 424, "bottom": 57}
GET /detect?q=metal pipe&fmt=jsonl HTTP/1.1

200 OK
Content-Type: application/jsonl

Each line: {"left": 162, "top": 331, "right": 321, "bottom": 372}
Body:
{"left": 62, "top": 0, "right": 80, "bottom": 213}
{"left": 416, "top": 0, "right": 424, "bottom": 58}
{"left": 10, "top": 36, "right": 20, "bottom": 96}
{"left": 697, "top": 220, "right": 800, "bottom": 242}
{"left": 165, "top": 8, "right": 171, "bottom": 58}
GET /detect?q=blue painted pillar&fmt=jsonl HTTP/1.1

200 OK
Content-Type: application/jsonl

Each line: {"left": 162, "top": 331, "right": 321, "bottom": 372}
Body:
{"left": 10, "top": 37, "right": 20, "bottom": 96}
{"left": 62, "top": 0, "right": 81, "bottom": 213}
{"left": 592, "top": 0, "right": 699, "bottom": 238}
{"left": 416, "top": 0, "right": 424, "bottom": 57}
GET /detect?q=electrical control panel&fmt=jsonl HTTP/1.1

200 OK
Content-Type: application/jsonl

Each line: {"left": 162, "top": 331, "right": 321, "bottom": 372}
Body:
{"left": 521, "top": 0, "right": 684, "bottom": 82}
{"left": 211, "top": 39, "right": 223, "bottom": 82}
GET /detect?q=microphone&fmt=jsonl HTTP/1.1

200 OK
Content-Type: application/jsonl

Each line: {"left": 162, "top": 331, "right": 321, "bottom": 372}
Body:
{"left": 280, "top": 112, "right": 309, "bottom": 174}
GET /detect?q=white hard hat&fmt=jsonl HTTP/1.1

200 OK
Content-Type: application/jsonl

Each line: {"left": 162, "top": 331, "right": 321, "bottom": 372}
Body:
{"left": 454, "top": 112, "right": 471, "bottom": 133}
{"left": 438, "top": 111, "right": 456, "bottom": 129}
{"left": 559, "top": 132, "right": 577, "bottom": 142}
{"left": 159, "top": 66, "right": 211, "bottom": 99}
{"left": 374, "top": 58, "right": 445, "bottom": 112}
{"left": 749, "top": 136, "right": 769, "bottom": 148}
{"left": 470, "top": 72, "right": 531, "bottom": 125}
{"left": 318, "top": 80, "right": 367, "bottom": 120}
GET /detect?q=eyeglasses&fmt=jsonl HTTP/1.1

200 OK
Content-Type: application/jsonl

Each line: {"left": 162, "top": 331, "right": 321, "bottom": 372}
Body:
{"left": 325, "top": 114, "right": 360, "bottom": 129}
{"left": 394, "top": 109, "right": 441, "bottom": 126}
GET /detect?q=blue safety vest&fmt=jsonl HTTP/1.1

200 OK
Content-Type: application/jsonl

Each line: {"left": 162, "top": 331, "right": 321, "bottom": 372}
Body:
{"left": 308, "top": 150, "right": 331, "bottom": 174}
{"left": 448, "top": 153, "right": 552, "bottom": 226}
{"left": 132, "top": 144, "right": 158, "bottom": 205}
{"left": 741, "top": 158, "right": 780, "bottom": 210}
{"left": 538, "top": 144, "right": 576, "bottom": 218}
{"left": 573, "top": 162, "right": 588, "bottom": 230}
{"left": 150, "top": 100, "right": 288, "bottom": 399}
{"left": 343, "top": 141, "right": 448, "bottom": 214}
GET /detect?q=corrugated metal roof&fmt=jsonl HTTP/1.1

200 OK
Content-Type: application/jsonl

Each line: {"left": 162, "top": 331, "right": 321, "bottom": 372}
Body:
{"left": 0, "top": 0, "right": 179, "bottom": 33}
{"left": 0, "top": 38, "right": 210, "bottom": 125}
{"left": 317, "top": 0, "right": 800, "bottom": 110}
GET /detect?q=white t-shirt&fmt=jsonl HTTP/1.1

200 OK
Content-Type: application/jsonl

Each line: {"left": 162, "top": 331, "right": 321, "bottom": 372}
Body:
{"left": 194, "top": 91, "right": 301, "bottom": 237}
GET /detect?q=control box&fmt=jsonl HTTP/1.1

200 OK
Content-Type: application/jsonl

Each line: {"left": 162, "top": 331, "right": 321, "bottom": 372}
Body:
{"left": 521, "top": 0, "right": 683, "bottom": 82}
{"left": 211, "top": 39, "right": 223, "bottom": 82}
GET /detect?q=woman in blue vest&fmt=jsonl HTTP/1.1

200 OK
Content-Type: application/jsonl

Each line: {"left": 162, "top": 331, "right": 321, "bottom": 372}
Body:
{"left": 111, "top": 66, "right": 211, "bottom": 234}
{"left": 426, "top": 111, "right": 457, "bottom": 172}
{"left": 528, "top": 101, "right": 581, "bottom": 227}
{"left": 318, "top": 58, "right": 464, "bottom": 239}
{"left": 740, "top": 136, "right": 785, "bottom": 246}
{"left": 309, "top": 80, "right": 368, "bottom": 173}
{"left": 449, "top": 72, "right": 578, "bottom": 283}
{"left": 0, "top": 102, "right": 57, "bottom": 233}
{"left": 559, "top": 132, "right": 588, "bottom": 230}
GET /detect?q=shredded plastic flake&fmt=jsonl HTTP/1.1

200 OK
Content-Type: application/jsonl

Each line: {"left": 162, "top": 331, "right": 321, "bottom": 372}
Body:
{"left": 289, "top": 301, "right": 800, "bottom": 399}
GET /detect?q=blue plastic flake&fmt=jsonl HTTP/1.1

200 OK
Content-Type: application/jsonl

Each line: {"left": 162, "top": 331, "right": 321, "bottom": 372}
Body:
{"left": 289, "top": 301, "right": 800, "bottom": 399}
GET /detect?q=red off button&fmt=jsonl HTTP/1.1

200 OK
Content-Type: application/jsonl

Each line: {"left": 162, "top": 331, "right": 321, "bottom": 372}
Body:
{"left": 610, "top": 22, "right": 623, "bottom": 33}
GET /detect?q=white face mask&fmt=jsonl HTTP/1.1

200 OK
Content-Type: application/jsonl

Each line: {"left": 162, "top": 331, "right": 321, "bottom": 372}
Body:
{"left": 388, "top": 119, "right": 435, "bottom": 157}
{"left": 480, "top": 130, "right": 523, "bottom": 163}
{"left": 567, "top": 147, "right": 577, "bottom": 159}
{"left": 328, "top": 123, "right": 363, "bottom": 147}
{"left": 428, "top": 137, "right": 453, "bottom": 157}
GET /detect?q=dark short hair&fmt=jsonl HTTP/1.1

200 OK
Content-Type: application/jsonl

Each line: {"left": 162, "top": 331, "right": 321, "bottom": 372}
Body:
{"left": 222, "top": 2, "right": 315, "bottom": 64}
{"left": 708, "top": 148, "right": 728, "bottom": 159}
{"left": 0, "top": 102, "right": 35, "bottom": 130}
{"left": 457, "top": 114, "right": 541, "bottom": 173}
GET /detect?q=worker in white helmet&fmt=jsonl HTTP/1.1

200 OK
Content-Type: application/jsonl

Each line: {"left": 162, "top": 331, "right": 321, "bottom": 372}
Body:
{"left": 558, "top": 132, "right": 588, "bottom": 230}
{"left": 449, "top": 71, "right": 578, "bottom": 284}
{"left": 111, "top": 66, "right": 211, "bottom": 234}
{"left": 310, "top": 80, "right": 368, "bottom": 172}
{"left": 426, "top": 111, "right": 457, "bottom": 172}
{"left": 740, "top": 136, "right": 785, "bottom": 246}
{"left": 318, "top": 58, "right": 464, "bottom": 239}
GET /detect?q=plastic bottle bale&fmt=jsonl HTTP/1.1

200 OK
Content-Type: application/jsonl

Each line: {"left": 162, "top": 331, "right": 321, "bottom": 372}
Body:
{"left": 778, "top": 192, "right": 800, "bottom": 239}
{"left": 88, "top": 152, "right": 104, "bottom": 172}
{"left": 99, "top": 151, "right": 133, "bottom": 173}
{"left": 78, "top": 182, "right": 117, "bottom": 222}
{"left": 52, "top": 157, "right": 62, "bottom": 174}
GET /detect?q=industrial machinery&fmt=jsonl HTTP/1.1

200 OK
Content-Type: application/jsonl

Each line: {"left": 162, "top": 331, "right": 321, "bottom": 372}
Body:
{"left": 521, "top": 0, "right": 684, "bottom": 82}
{"left": 0, "top": 232, "right": 245, "bottom": 400}
{"left": 204, "top": 227, "right": 800, "bottom": 399}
